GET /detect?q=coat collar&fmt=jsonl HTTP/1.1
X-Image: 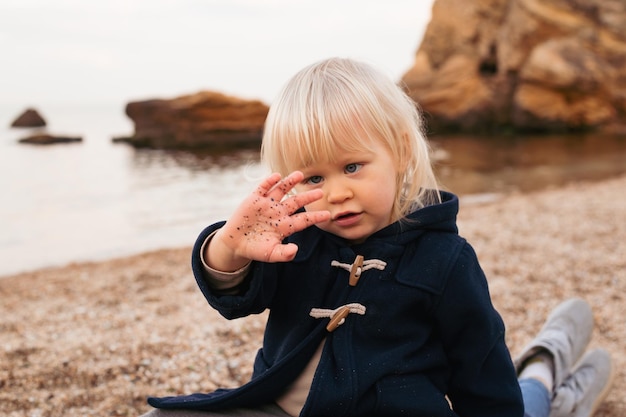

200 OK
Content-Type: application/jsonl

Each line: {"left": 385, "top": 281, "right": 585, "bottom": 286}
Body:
{"left": 289, "top": 190, "right": 459, "bottom": 262}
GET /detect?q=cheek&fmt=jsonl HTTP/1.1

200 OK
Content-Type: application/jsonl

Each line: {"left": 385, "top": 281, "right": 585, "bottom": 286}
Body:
{"left": 375, "top": 182, "right": 398, "bottom": 216}
{"left": 382, "top": 188, "right": 397, "bottom": 210}
{"left": 379, "top": 177, "right": 398, "bottom": 202}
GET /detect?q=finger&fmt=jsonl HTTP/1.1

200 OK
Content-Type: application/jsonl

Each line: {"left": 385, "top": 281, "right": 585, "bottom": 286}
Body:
{"left": 282, "top": 189, "right": 324, "bottom": 214}
{"left": 266, "top": 243, "right": 299, "bottom": 263}
{"left": 255, "top": 172, "right": 283, "bottom": 196}
{"left": 264, "top": 209, "right": 329, "bottom": 242}
{"left": 288, "top": 210, "right": 331, "bottom": 233}
{"left": 266, "top": 171, "right": 304, "bottom": 198}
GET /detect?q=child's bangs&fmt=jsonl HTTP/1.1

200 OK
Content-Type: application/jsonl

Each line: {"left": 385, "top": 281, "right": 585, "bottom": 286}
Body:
{"left": 278, "top": 97, "right": 377, "bottom": 172}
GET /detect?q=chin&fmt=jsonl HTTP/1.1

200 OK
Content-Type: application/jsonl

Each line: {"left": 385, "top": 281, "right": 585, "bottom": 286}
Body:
{"left": 318, "top": 224, "right": 370, "bottom": 243}
{"left": 341, "top": 232, "right": 369, "bottom": 244}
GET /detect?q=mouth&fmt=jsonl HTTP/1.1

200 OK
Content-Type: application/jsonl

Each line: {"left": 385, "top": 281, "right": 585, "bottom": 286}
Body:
{"left": 332, "top": 211, "right": 363, "bottom": 226}
{"left": 333, "top": 211, "right": 356, "bottom": 220}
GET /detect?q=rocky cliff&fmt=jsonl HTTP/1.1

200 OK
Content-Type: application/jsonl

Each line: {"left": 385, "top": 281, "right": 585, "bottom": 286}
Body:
{"left": 401, "top": 0, "right": 626, "bottom": 133}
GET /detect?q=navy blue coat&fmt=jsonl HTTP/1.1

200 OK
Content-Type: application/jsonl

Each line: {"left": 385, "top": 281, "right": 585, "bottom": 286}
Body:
{"left": 148, "top": 191, "right": 524, "bottom": 416}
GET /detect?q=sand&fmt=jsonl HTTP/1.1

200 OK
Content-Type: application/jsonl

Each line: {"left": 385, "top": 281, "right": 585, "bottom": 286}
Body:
{"left": 1, "top": 175, "right": 625, "bottom": 417}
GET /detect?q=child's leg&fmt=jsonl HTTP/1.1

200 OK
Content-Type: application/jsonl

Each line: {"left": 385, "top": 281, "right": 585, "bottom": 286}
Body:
{"left": 514, "top": 298, "right": 594, "bottom": 417}
{"left": 514, "top": 298, "right": 593, "bottom": 391}
{"left": 518, "top": 378, "right": 551, "bottom": 417}
{"left": 139, "top": 403, "right": 292, "bottom": 417}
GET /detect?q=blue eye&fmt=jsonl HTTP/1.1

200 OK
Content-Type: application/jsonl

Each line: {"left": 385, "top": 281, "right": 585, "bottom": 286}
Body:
{"left": 345, "top": 163, "right": 362, "bottom": 174}
{"left": 306, "top": 175, "right": 323, "bottom": 185}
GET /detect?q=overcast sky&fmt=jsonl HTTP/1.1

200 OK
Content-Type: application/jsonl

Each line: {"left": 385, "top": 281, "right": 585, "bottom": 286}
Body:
{"left": 0, "top": 0, "right": 434, "bottom": 110}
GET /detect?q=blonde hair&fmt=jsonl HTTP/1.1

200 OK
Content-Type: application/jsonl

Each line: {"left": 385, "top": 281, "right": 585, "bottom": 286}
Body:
{"left": 261, "top": 57, "right": 439, "bottom": 221}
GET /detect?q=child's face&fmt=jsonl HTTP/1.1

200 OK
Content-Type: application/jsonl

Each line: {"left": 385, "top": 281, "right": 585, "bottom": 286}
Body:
{"left": 294, "top": 139, "right": 398, "bottom": 244}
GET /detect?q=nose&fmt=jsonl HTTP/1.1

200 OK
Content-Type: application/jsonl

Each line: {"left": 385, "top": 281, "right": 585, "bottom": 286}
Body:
{"left": 325, "top": 178, "right": 353, "bottom": 204}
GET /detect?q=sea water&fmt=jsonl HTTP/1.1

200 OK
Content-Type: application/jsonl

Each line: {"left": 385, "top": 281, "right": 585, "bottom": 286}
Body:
{"left": 1, "top": 103, "right": 625, "bottom": 276}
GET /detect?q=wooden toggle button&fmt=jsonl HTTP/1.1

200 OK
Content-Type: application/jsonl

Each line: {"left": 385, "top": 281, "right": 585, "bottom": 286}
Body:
{"left": 349, "top": 255, "right": 364, "bottom": 286}
{"left": 326, "top": 306, "right": 351, "bottom": 332}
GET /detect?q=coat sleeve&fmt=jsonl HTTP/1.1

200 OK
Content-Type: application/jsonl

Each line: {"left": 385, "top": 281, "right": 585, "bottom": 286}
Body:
{"left": 190, "top": 222, "right": 278, "bottom": 319}
{"left": 433, "top": 242, "right": 524, "bottom": 417}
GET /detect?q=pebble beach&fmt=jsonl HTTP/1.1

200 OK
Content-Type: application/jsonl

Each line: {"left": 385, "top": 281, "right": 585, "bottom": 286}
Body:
{"left": 1, "top": 175, "right": 625, "bottom": 417}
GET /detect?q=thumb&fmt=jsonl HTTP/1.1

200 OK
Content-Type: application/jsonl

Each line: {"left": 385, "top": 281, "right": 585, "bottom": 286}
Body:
{"left": 267, "top": 243, "right": 299, "bottom": 263}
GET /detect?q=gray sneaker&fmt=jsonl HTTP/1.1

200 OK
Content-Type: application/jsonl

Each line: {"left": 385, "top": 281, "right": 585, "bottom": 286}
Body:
{"left": 515, "top": 298, "right": 594, "bottom": 389}
{"left": 550, "top": 348, "right": 614, "bottom": 417}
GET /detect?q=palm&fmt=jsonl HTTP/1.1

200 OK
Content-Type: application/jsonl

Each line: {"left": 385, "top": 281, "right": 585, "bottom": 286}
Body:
{"left": 221, "top": 171, "right": 329, "bottom": 262}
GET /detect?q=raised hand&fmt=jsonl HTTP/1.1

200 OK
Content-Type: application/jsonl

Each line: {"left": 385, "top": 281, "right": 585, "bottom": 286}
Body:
{"left": 207, "top": 171, "right": 330, "bottom": 270}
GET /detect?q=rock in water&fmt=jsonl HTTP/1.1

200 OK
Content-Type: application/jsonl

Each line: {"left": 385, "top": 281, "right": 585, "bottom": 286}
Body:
{"left": 123, "top": 91, "right": 269, "bottom": 149}
{"left": 18, "top": 134, "right": 82, "bottom": 145}
{"left": 11, "top": 108, "right": 46, "bottom": 128}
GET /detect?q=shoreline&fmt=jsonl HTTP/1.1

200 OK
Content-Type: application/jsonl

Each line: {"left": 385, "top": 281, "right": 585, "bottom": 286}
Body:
{"left": 0, "top": 191, "right": 505, "bottom": 280}
{"left": 1, "top": 175, "right": 625, "bottom": 416}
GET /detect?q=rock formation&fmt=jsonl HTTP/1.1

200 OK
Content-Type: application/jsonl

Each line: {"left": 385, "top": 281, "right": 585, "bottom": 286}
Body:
{"left": 401, "top": 0, "right": 626, "bottom": 133}
{"left": 11, "top": 108, "right": 46, "bottom": 128}
{"left": 18, "top": 134, "right": 82, "bottom": 145}
{"left": 121, "top": 91, "right": 269, "bottom": 149}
